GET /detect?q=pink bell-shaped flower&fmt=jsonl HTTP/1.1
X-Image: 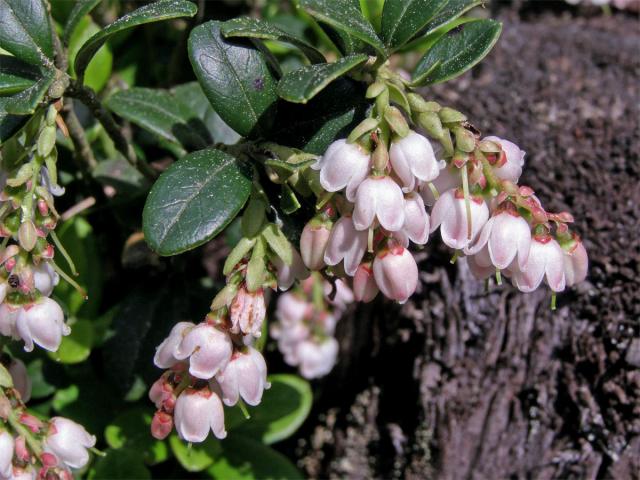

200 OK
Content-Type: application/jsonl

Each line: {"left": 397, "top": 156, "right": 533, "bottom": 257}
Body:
{"left": 430, "top": 188, "right": 489, "bottom": 250}
{"left": 464, "top": 210, "right": 531, "bottom": 270}
{"left": 513, "top": 235, "right": 566, "bottom": 292}
{"left": 402, "top": 192, "right": 430, "bottom": 245}
{"left": 0, "top": 303, "right": 19, "bottom": 339}
{"left": 300, "top": 220, "right": 331, "bottom": 271}
{"left": 275, "top": 293, "right": 309, "bottom": 325}
{"left": 273, "top": 248, "right": 309, "bottom": 291}
{"left": 173, "top": 387, "right": 226, "bottom": 442}
{"left": 389, "top": 131, "right": 440, "bottom": 191}
{"left": 324, "top": 278, "right": 354, "bottom": 312}
{"left": 229, "top": 286, "right": 266, "bottom": 337}
{"left": 372, "top": 244, "right": 419, "bottom": 303}
{"left": 324, "top": 216, "right": 368, "bottom": 276}
{"left": 483, "top": 136, "right": 525, "bottom": 182}
{"left": 33, "top": 262, "right": 59, "bottom": 297}
{"left": 0, "top": 430, "right": 14, "bottom": 478}
{"left": 16, "top": 298, "right": 69, "bottom": 352}
{"left": 353, "top": 263, "right": 379, "bottom": 303}
{"left": 296, "top": 338, "right": 339, "bottom": 379}
{"left": 174, "top": 322, "right": 233, "bottom": 379}
{"left": 43, "top": 417, "right": 96, "bottom": 469}
{"left": 217, "top": 347, "right": 270, "bottom": 406}
{"left": 150, "top": 411, "right": 173, "bottom": 440}
{"left": 313, "top": 139, "right": 371, "bottom": 201}
{"left": 562, "top": 235, "right": 588, "bottom": 286}
{"left": 420, "top": 163, "right": 461, "bottom": 206}
{"left": 8, "top": 358, "right": 31, "bottom": 402}
{"left": 353, "top": 175, "right": 405, "bottom": 232}
{"left": 153, "top": 322, "right": 195, "bottom": 369}
{"left": 465, "top": 246, "right": 495, "bottom": 280}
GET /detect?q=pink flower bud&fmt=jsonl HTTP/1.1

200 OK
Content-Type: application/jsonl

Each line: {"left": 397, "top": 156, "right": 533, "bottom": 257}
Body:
{"left": 33, "top": 262, "right": 59, "bottom": 297}
{"left": 16, "top": 297, "right": 69, "bottom": 352}
{"left": 353, "top": 176, "right": 405, "bottom": 232}
{"left": 153, "top": 322, "right": 195, "bottom": 369}
{"left": 483, "top": 136, "right": 525, "bottom": 182}
{"left": 402, "top": 192, "right": 430, "bottom": 245}
{"left": 151, "top": 411, "right": 173, "bottom": 440}
{"left": 312, "top": 139, "right": 371, "bottom": 201}
{"left": 0, "top": 303, "right": 19, "bottom": 339}
{"left": 300, "top": 221, "right": 331, "bottom": 271}
{"left": 217, "top": 347, "right": 270, "bottom": 407}
{"left": 465, "top": 211, "right": 531, "bottom": 271}
{"left": 563, "top": 236, "right": 588, "bottom": 286}
{"left": 0, "top": 430, "right": 14, "bottom": 478}
{"left": 148, "top": 375, "right": 176, "bottom": 412}
{"left": 19, "top": 413, "right": 42, "bottom": 433}
{"left": 323, "top": 216, "right": 368, "bottom": 276}
{"left": 41, "top": 452, "right": 58, "bottom": 467}
{"left": 174, "top": 323, "right": 233, "bottom": 379}
{"left": 513, "top": 236, "right": 566, "bottom": 292}
{"left": 43, "top": 417, "right": 96, "bottom": 469}
{"left": 353, "top": 263, "right": 379, "bottom": 303}
{"left": 275, "top": 293, "right": 309, "bottom": 325}
{"left": 8, "top": 358, "right": 31, "bottom": 402}
{"left": 174, "top": 387, "right": 226, "bottom": 442}
{"left": 389, "top": 131, "right": 440, "bottom": 191}
{"left": 230, "top": 287, "right": 266, "bottom": 337}
{"left": 373, "top": 245, "right": 418, "bottom": 303}
{"left": 430, "top": 189, "right": 489, "bottom": 250}
{"left": 296, "top": 338, "right": 339, "bottom": 379}
{"left": 272, "top": 248, "right": 309, "bottom": 291}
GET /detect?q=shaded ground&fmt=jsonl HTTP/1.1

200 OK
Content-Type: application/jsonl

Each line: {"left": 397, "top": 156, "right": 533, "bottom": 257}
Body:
{"left": 285, "top": 8, "right": 640, "bottom": 479}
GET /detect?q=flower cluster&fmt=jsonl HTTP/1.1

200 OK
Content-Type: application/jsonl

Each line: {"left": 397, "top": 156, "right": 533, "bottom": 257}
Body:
{"left": 271, "top": 274, "right": 353, "bottom": 379}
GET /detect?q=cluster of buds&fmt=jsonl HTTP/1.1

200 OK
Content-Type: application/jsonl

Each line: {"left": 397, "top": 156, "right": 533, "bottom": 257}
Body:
{"left": 0, "top": 103, "right": 77, "bottom": 353}
{"left": 271, "top": 274, "right": 353, "bottom": 379}
{"left": 300, "top": 74, "right": 588, "bottom": 308}
{"left": 0, "top": 358, "right": 96, "bottom": 479}
{"left": 149, "top": 189, "right": 308, "bottom": 443}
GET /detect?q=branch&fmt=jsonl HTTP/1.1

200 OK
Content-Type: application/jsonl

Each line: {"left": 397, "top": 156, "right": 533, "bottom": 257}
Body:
{"left": 62, "top": 101, "right": 97, "bottom": 171}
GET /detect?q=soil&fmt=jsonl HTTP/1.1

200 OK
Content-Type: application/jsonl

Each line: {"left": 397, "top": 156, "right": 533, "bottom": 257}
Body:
{"left": 283, "top": 7, "right": 640, "bottom": 479}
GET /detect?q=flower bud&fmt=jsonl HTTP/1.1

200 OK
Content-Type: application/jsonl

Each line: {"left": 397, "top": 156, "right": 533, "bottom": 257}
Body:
{"left": 0, "top": 430, "right": 14, "bottom": 478}
{"left": 483, "top": 136, "right": 525, "bottom": 182}
{"left": 16, "top": 298, "right": 69, "bottom": 352}
{"left": 300, "top": 220, "right": 331, "bottom": 271}
{"left": 174, "top": 323, "right": 233, "bottom": 379}
{"left": 151, "top": 411, "right": 173, "bottom": 440}
{"left": 402, "top": 192, "right": 430, "bottom": 245}
{"left": 229, "top": 286, "right": 266, "bottom": 337}
{"left": 18, "top": 221, "right": 37, "bottom": 252}
{"left": 174, "top": 387, "right": 226, "bottom": 443}
{"left": 37, "top": 125, "right": 57, "bottom": 158}
{"left": 324, "top": 216, "right": 368, "bottom": 276}
{"left": 33, "top": 261, "right": 59, "bottom": 297}
{"left": 312, "top": 139, "right": 371, "bottom": 201}
{"left": 384, "top": 105, "right": 410, "bottom": 137}
{"left": 513, "top": 235, "right": 566, "bottom": 293}
{"left": 353, "top": 175, "right": 405, "bottom": 232}
{"left": 296, "top": 338, "right": 339, "bottom": 379}
{"left": 353, "top": 263, "right": 379, "bottom": 303}
{"left": 562, "top": 236, "right": 588, "bottom": 286}
{"left": 8, "top": 358, "right": 31, "bottom": 402}
{"left": 373, "top": 244, "right": 418, "bottom": 303}
{"left": 438, "top": 107, "right": 467, "bottom": 123}
{"left": 389, "top": 131, "right": 440, "bottom": 192}
{"left": 43, "top": 417, "right": 96, "bottom": 469}
{"left": 453, "top": 126, "right": 476, "bottom": 153}
{"left": 149, "top": 375, "right": 176, "bottom": 412}
{"left": 430, "top": 189, "right": 489, "bottom": 250}
{"left": 273, "top": 248, "right": 309, "bottom": 291}
{"left": 153, "top": 322, "right": 195, "bottom": 369}
{"left": 217, "top": 347, "right": 270, "bottom": 407}
{"left": 417, "top": 111, "right": 443, "bottom": 139}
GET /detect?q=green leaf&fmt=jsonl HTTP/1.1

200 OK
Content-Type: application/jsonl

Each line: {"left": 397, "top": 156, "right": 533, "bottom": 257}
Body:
{"left": 105, "top": 87, "right": 210, "bottom": 150}
{"left": 208, "top": 434, "right": 302, "bottom": 480}
{"left": 221, "top": 17, "right": 326, "bottom": 64}
{"left": 0, "top": 110, "right": 27, "bottom": 144}
{"left": 300, "top": 0, "right": 385, "bottom": 55}
{"left": 67, "top": 16, "right": 113, "bottom": 93}
{"left": 0, "top": 55, "right": 38, "bottom": 95}
{"left": 169, "top": 435, "right": 222, "bottom": 472}
{"left": 189, "top": 21, "right": 278, "bottom": 138}
{"left": 89, "top": 449, "right": 151, "bottom": 480}
{"left": 74, "top": 0, "right": 197, "bottom": 83}
{"left": 104, "top": 407, "right": 169, "bottom": 465}
{"left": 143, "top": 148, "right": 251, "bottom": 256}
{"left": 0, "top": 69, "right": 55, "bottom": 115}
{"left": 277, "top": 54, "right": 368, "bottom": 104}
{"left": 0, "top": 0, "right": 54, "bottom": 67}
{"left": 233, "top": 374, "right": 312, "bottom": 444}
{"left": 63, "top": 0, "right": 102, "bottom": 44}
{"left": 381, "top": 0, "right": 448, "bottom": 49}
{"left": 411, "top": 19, "right": 502, "bottom": 86}
{"left": 48, "top": 318, "right": 94, "bottom": 364}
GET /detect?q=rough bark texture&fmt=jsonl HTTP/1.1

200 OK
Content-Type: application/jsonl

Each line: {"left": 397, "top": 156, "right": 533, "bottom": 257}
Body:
{"left": 285, "top": 8, "right": 640, "bottom": 479}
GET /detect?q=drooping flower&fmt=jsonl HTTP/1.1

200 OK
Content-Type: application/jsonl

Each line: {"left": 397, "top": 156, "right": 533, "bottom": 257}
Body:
{"left": 16, "top": 297, "right": 69, "bottom": 352}
{"left": 0, "top": 303, "right": 20, "bottom": 339}
{"left": 273, "top": 248, "right": 309, "bottom": 290}
{"left": 229, "top": 286, "right": 266, "bottom": 337}
{"left": 0, "top": 430, "right": 14, "bottom": 478}
{"left": 324, "top": 216, "right": 368, "bottom": 276}
{"left": 512, "top": 235, "right": 566, "bottom": 292}
{"left": 275, "top": 293, "right": 309, "bottom": 325}
{"left": 216, "top": 347, "right": 270, "bottom": 406}
{"left": 153, "top": 322, "right": 195, "bottom": 369}
{"left": 483, "top": 136, "right": 525, "bottom": 182}
{"left": 372, "top": 244, "right": 419, "bottom": 303}
{"left": 430, "top": 188, "right": 489, "bottom": 250}
{"left": 353, "top": 263, "right": 379, "bottom": 303}
{"left": 43, "top": 417, "right": 96, "bottom": 469}
{"left": 150, "top": 411, "right": 173, "bottom": 440}
{"left": 173, "top": 387, "right": 226, "bottom": 442}
{"left": 402, "top": 192, "right": 430, "bottom": 245}
{"left": 174, "top": 323, "right": 233, "bottom": 379}
{"left": 32, "top": 262, "right": 59, "bottom": 297}
{"left": 562, "top": 235, "right": 589, "bottom": 286}
{"left": 300, "top": 220, "right": 331, "bottom": 271}
{"left": 296, "top": 338, "right": 339, "bottom": 379}
{"left": 420, "top": 163, "right": 461, "bottom": 206}
{"left": 353, "top": 175, "right": 405, "bottom": 232}
{"left": 389, "top": 131, "right": 440, "bottom": 191}
{"left": 312, "top": 139, "right": 371, "bottom": 201}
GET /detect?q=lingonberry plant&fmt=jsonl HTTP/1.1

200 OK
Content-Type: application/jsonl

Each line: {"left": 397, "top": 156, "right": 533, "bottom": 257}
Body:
{"left": 0, "top": 0, "right": 589, "bottom": 477}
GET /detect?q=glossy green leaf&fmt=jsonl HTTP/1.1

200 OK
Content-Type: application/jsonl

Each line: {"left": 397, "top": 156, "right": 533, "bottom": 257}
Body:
{"left": 277, "top": 54, "right": 368, "bottom": 104}
{"left": 68, "top": 16, "right": 113, "bottom": 92}
{"left": 0, "top": 110, "right": 27, "bottom": 144}
{"left": 233, "top": 374, "right": 312, "bottom": 444}
{"left": 411, "top": 19, "right": 502, "bottom": 86}
{"left": 74, "top": 0, "right": 197, "bottom": 82}
{"left": 63, "top": 0, "right": 102, "bottom": 44}
{"left": 170, "top": 435, "right": 222, "bottom": 472}
{"left": 0, "top": 55, "right": 38, "bottom": 95}
{"left": 143, "top": 148, "right": 251, "bottom": 256}
{"left": 221, "top": 17, "right": 326, "bottom": 64}
{"left": 189, "top": 21, "right": 278, "bottom": 138}
{"left": 381, "top": 0, "right": 448, "bottom": 49}
{"left": 48, "top": 319, "right": 94, "bottom": 364}
{"left": 0, "top": 0, "right": 54, "bottom": 67}
{"left": 208, "top": 434, "right": 302, "bottom": 480}
{"left": 300, "top": 0, "right": 385, "bottom": 55}
{"left": 0, "top": 69, "right": 55, "bottom": 115}
{"left": 89, "top": 449, "right": 151, "bottom": 480}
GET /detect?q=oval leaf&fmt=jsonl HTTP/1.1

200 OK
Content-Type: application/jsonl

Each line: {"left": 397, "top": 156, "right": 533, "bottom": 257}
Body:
{"left": 0, "top": 55, "right": 38, "bottom": 95}
{"left": 221, "top": 17, "right": 326, "bottom": 64}
{"left": 381, "top": 0, "right": 448, "bottom": 49}
{"left": 0, "top": 68, "right": 55, "bottom": 115}
{"left": 0, "top": 0, "right": 54, "bottom": 67}
{"left": 411, "top": 19, "right": 502, "bottom": 86}
{"left": 170, "top": 435, "right": 222, "bottom": 472}
{"left": 74, "top": 0, "right": 197, "bottom": 83}
{"left": 300, "top": 0, "right": 385, "bottom": 55}
{"left": 143, "top": 148, "right": 251, "bottom": 256}
{"left": 277, "top": 53, "right": 368, "bottom": 104}
{"left": 63, "top": 0, "right": 102, "bottom": 44}
{"left": 189, "top": 21, "right": 278, "bottom": 138}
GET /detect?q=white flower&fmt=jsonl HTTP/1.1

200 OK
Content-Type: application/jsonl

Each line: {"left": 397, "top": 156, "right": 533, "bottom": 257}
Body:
{"left": 513, "top": 236, "right": 566, "bottom": 292}
{"left": 229, "top": 287, "right": 266, "bottom": 337}
{"left": 324, "top": 278, "right": 354, "bottom": 312}
{"left": 402, "top": 192, "right": 430, "bottom": 245}
{"left": 373, "top": 244, "right": 419, "bottom": 303}
{"left": 300, "top": 221, "right": 331, "bottom": 271}
{"left": 174, "top": 323, "right": 233, "bottom": 379}
{"left": 312, "top": 139, "right": 371, "bottom": 201}
{"left": 430, "top": 188, "right": 489, "bottom": 250}
{"left": 0, "top": 303, "right": 20, "bottom": 339}
{"left": 275, "top": 293, "right": 309, "bottom": 325}
{"left": 0, "top": 430, "right": 14, "bottom": 478}
{"left": 483, "top": 136, "right": 525, "bottom": 182}
{"left": 174, "top": 387, "right": 226, "bottom": 442}
{"left": 353, "top": 263, "right": 379, "bottom": 303}
{"left": 562, "top": 236, "right": 588, "bottom": 286}
{"left": 273, "top": 248, "right": 309, "bottom": 291}
{"left": 420, "top": 163, "right": 461, "bottom": 206}
{"left": 217, "top": 347, "right": 270, "bottom": 406}
{"left": 153, "top": 321, "right": 195, "bottom": 369}
{"left": 16, "top": 297, "right": 69, "bottom": 352}
{"left": 33, "top": 262, "right": 59, "bottom": 297}
{"left": 389, "top": 131, "right": 440, "bottom": 191}
{"left": 43, "top": 417, "right": 96, "bottom": 469}
{"left": 296, "top": 338, "right": 339, "bottom": 379}
{"left": 323, "top": 216, "right": 368, "bottom": 276}
{"left": 353, "top": 176, "right": 405, "bottom": 231}
{"left": 465, "top": 247, "right": 495, "bottom": 280}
